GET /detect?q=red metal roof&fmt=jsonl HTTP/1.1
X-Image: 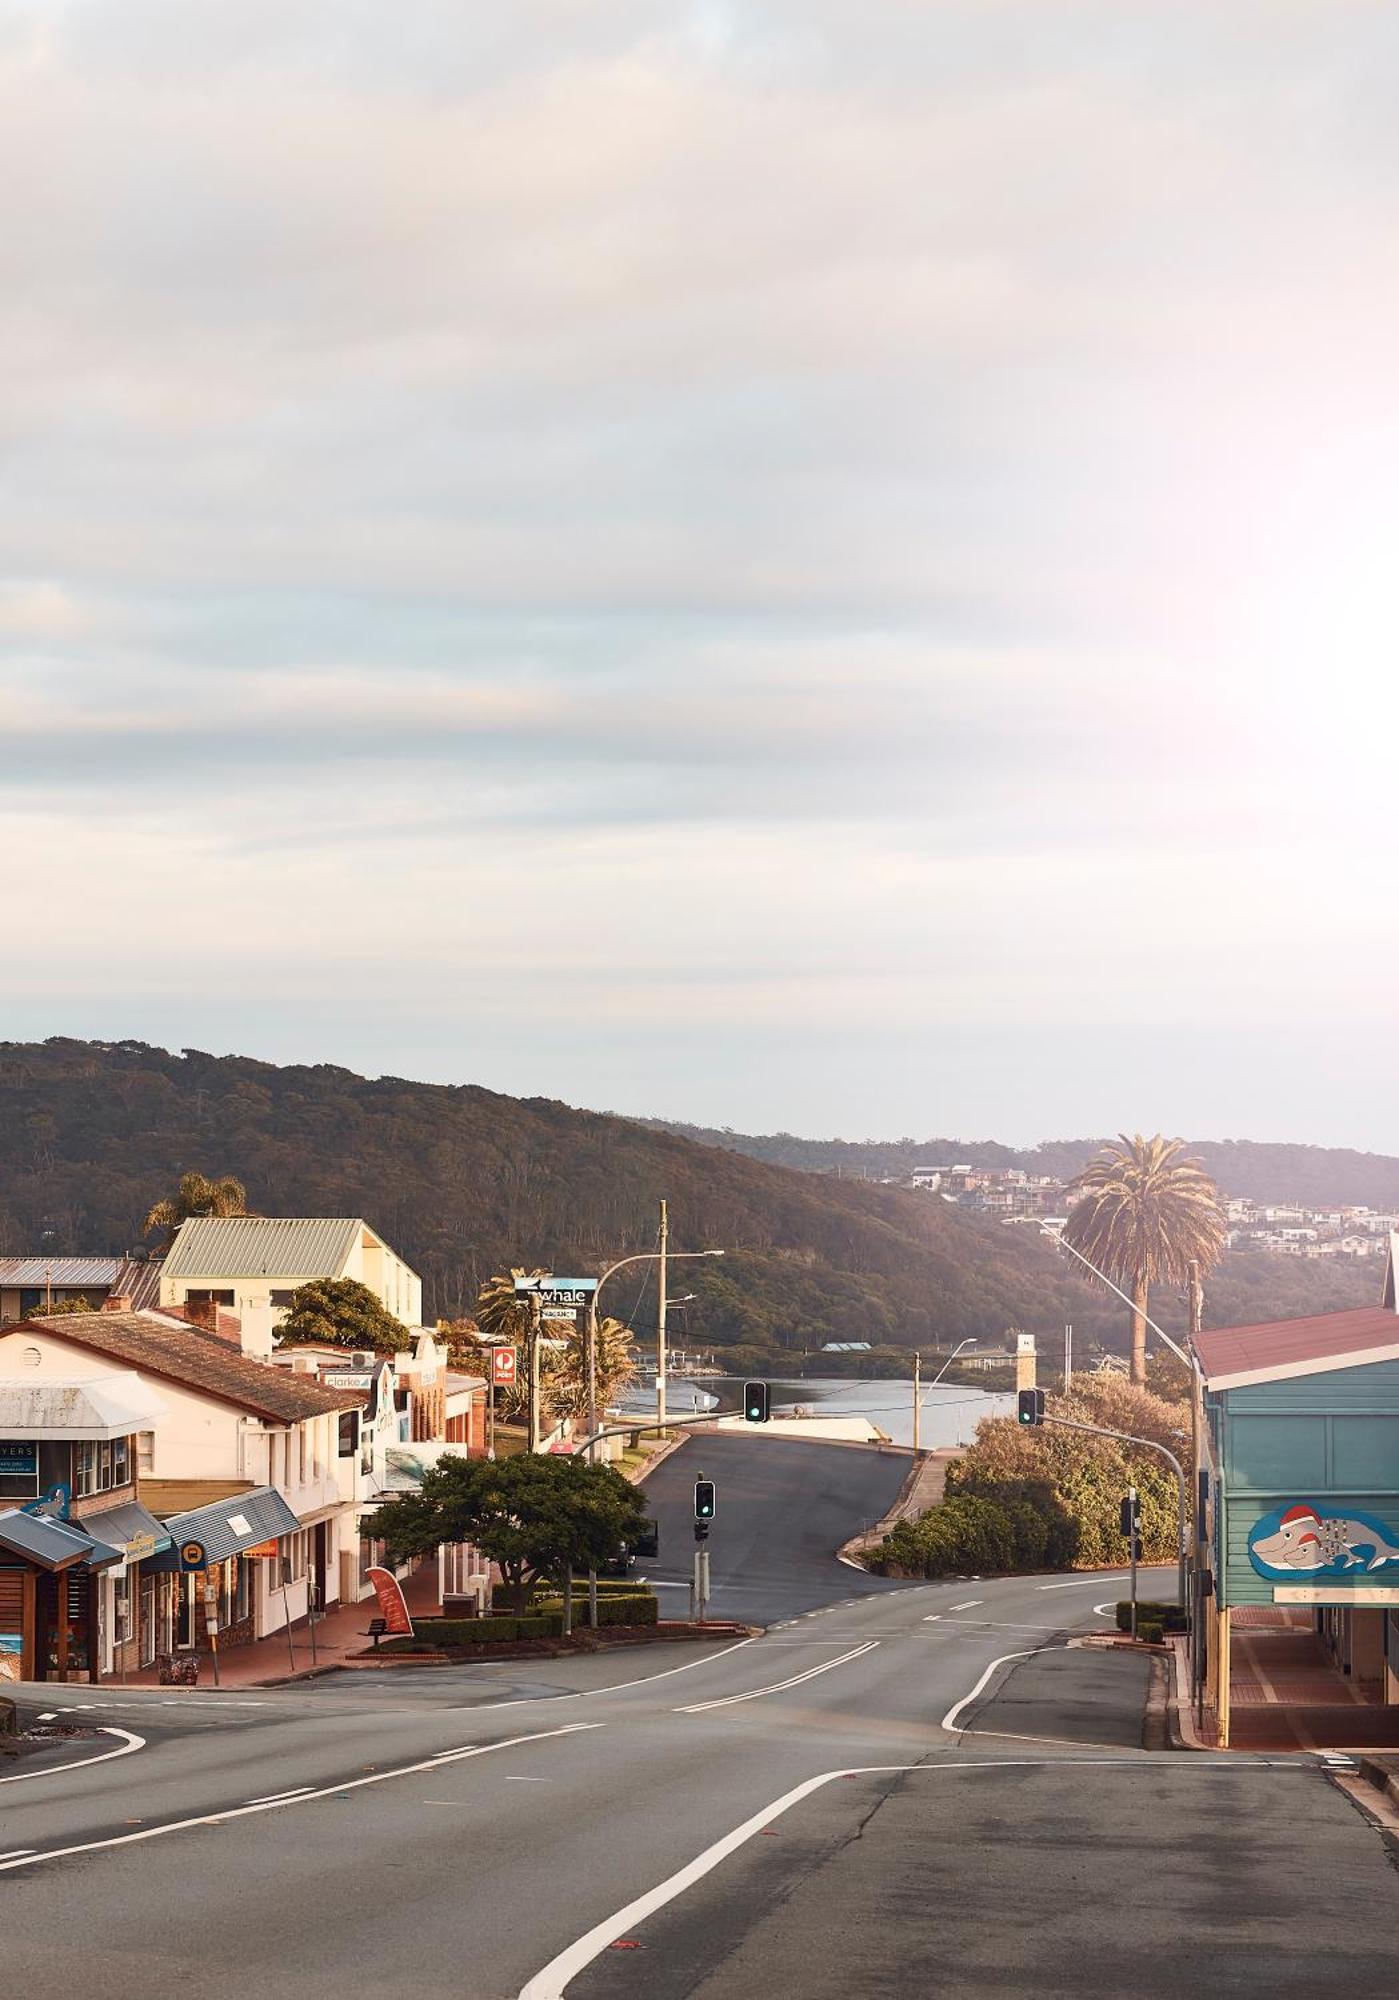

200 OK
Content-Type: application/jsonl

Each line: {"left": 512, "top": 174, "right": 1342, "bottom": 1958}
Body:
{"left": 1196, "top": 1305, "right": 1399, "bottom": 1388}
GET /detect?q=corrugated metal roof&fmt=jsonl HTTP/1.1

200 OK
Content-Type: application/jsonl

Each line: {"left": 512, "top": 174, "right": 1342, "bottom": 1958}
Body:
{"left": 163, "top": 1217, "right": 365, "bottom": 1280}
{"left": 0, "top": 1257, "right": 121, "bottom": 1288}
{"left": 80, "top": 1500, "right": 172, "bottom": 1554}
{"left": 161, "top": 1485, "right": 301, "bottom": 1564}
{"left": 110, "top": 1255, "right": 164, "bottom": 1311}
{"left": 1197, "top": 1304, "right": 1399, "bottom": 1390}
{"left": 0, "top": 1508, "right": 122, "bottom": 1573}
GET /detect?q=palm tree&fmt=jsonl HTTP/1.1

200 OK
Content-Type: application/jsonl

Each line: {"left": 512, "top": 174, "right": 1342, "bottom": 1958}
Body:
{"left": 143, "top": 1171, "right": 249, "bottom": 1245}
{"left": 1062, "top": 1134, "right": 1226, "bottom": 1385}
{"left": 477, "top": 1269, "right": 554, "bottom": 1445}
{"left": 554, "top": 1315, "right": 638, "bottom": 1419}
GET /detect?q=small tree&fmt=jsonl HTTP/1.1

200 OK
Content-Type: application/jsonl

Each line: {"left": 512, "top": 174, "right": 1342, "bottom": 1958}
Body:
{"left": 23, "top": 1296, "right": 96, "bottom": 1318}
{"left": 361, "top": 1452, "right": 650, "bottom": 1611}
{"left": 277, "top": 1276, "right": 411, "bottom": 1353}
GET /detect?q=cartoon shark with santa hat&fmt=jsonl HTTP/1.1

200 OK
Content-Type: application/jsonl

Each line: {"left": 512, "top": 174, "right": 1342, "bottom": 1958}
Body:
{"left": 1249, "top": 1502, "right": 1399, "bottom": 1578}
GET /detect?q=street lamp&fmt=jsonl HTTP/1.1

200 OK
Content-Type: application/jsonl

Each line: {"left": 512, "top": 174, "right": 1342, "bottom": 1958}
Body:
{"left": 585, "top": 1248, "right": 725, "bottom": 1453}
{"left": 929, "top": 1339, "right": 978, "bottom": 1388}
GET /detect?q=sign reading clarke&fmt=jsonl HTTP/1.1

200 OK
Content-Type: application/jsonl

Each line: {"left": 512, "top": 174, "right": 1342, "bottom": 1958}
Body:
{"left": 1247, "top": 1501, "right": 1399, "bottom": 1582}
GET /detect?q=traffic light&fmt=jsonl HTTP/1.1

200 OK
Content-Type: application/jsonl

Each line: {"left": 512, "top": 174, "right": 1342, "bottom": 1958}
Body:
{"left": 1119, "top": 1493, "right": 1140, "bottom": 1539}
{"left": 1017, "top": 1387, "right": 1045, "bottom": 1427}
{"left": 743, "top": 1380, "right": 770, "bottom": 1423}
{"left": 693, "top": 1477, "right": 716, "bottom": 1522}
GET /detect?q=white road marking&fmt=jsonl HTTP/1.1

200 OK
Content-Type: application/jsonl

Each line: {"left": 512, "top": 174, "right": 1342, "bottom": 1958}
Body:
{"left": 516, "top": 1755, "right": 1167, "bottom": 2000}
{"left": 922, "top": 1615, "right": 941, "bottom": 1623}
{"left": 0, "top": 1726, "right": 146, "bottom": 1787}
{"left": 945, "top": 1600, "right": 983, "bottom": 1612}
{"left": 836, "top": 1554, "right": 867, "bottom": 1571}
{"left": 0, "top": 1850, "right": 37, "bottom": 1860}
{"left": 1093, "top": 1603, "right": 1118, "bottom": 1618}
{"left": 445, "top": 1636, "right": 756, "bottom": 1711}
{"left": 504, "top": 1775, "right": 548, "bottom": 1781}
{"left": 0, "top": 1723, "right": 602, "bottom": 1876}
{"left": 1037, "top": 1579, "right": 1115, "bottom": 1590}
{"left": 245, "top": 1786, "right": 316, "bottom": 1804}
{"left": 940, "top": 1650, "right": 1040, "bottom": 1732}
{"left": 37, "top": 1711, "right": 56, "bottom": 1722}
{"left": 677, "top": 1642, "right": 879, "bottom": 1714}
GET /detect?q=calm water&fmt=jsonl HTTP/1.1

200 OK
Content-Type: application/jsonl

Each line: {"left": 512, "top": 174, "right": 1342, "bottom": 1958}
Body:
{"left": 617, "top": 1374, "right": 1014, "bottom": 1450}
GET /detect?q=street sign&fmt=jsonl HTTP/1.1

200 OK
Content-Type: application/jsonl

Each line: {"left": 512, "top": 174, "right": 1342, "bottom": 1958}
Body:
{"left": 541, "top": 1306, "right": 578, "bottom": 1322}
{"left": 513, "top": 1278, "right": 598, "bottom": 1305}
{"left": 491, "top": 1347, "right": 518, "bottom": 1386}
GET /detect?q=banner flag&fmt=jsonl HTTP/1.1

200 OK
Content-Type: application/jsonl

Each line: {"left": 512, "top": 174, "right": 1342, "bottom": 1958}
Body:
{"left": 366, "top": 1565, "right": 414, "bottom": 1636}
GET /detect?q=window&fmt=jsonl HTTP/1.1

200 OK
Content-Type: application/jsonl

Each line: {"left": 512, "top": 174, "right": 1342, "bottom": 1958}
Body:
{"left": 186, "top": 1289, "right": 235, "bottom": 1308}
{"left": 338, "top": 1411, "right": 358, "bottom": 1458}
{"left": 137, "top": 1430, "right": 155, "bottom": 1474}
{"left": 0, "top": 1440, "right": 39, "bottom": 1500}
{"left": 269, "top": 1290, "right": 297, "bottom": 1308}
{"left": 73, "top": 1435, "right": 134, "bottom": 1498}
{"left": 112, "top": 1571, "right": 133, "bottom": 1647}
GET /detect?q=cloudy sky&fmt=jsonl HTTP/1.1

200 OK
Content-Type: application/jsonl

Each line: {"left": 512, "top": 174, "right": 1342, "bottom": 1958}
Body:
{"left": 3, "top": 2, "right": 1397, "bottom": 1147}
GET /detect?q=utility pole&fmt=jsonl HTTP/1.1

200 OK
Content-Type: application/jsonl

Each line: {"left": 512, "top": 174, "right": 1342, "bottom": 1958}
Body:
{"left": 1187, "top": 1257, "right": 1205, "bottom": 1706}
{"left": 656, "top": 1197, "right": 669, "bottom": 1434}
{"left": 912, "top": 1351, "right": 921, "bottom": 1455}
{"left": 528, "top": 1292, "right": 543, "bottom": 1453}
{"left": 1064, "top": 1323, "right": 1072, "bottom": 1391}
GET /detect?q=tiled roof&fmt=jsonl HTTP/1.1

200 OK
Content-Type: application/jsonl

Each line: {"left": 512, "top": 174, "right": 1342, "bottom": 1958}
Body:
{"left": 1196, "top": 1304, "right": 1399, "bottom": 1390}
{"left": 0, "top": 1256, "right": 121, "bottom": 1288}
{"left": 9, "top": 1311, "right": 364, "bottom": 1422}
{"left": 162, "top": 1216, "right": 365, "bottom": 1280}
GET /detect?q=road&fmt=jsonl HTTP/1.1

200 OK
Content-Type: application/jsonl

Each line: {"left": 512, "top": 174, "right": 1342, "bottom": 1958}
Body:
{"left": 3, "top": 1438, "right": 1398, "bottom": 1999}
{"left": 638, "top": 1432, "right": 913, "bottom": 1620}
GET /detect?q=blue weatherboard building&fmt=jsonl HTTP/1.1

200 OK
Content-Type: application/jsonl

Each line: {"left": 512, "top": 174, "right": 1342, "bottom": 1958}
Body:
{"left": 1197, "top": 1242, "right": 1399, "bottom": 1744}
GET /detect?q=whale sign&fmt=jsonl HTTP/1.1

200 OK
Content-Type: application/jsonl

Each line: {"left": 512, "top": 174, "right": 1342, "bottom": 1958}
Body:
{"left": 1248, "top": 1502, "right": 1399, "bottom": 1582}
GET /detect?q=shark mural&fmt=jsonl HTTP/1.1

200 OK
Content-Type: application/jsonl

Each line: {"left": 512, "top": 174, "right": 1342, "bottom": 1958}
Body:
{"left": 1248, "top": 1502, "right": 1399, "bottom": 1580}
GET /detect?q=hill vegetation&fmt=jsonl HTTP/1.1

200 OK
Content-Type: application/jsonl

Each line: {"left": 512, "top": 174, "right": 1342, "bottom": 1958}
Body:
{"left": 638, "top": 1118, "right": 1399, "bottom": 1210}
{"left": 0, "top": 1040, "right": 1379, "bottom": 1370}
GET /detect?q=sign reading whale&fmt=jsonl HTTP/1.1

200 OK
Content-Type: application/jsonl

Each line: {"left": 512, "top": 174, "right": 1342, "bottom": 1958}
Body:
{"left": 1248, "top": 1501, "right": 1399, "bottom": 1580}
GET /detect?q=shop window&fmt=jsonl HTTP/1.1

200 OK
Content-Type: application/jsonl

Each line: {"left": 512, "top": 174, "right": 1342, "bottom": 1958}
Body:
{"left": 0, "top": 1440, "right": 39, "bottom": 1500}
{"left": 73, "top": 1436, "right": 132, "bottom": 1498}
{"left": 112, "top": 1571, "right": 133, "bottom": 1647}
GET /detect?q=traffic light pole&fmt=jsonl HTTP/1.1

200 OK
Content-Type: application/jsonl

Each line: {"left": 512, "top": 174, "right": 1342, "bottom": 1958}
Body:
{"left": 1040, "top": 1413, "right": 1188, "bottom": 1611}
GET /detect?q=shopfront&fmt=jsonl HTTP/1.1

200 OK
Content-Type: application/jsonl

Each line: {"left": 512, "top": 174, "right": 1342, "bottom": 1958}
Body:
{"left": 1199, "top": 1302, "right": 1399, "bottom": 1748}
{"left": 143, "top": 1484, "right": 302, "bottom": 1668}
{"left": 0, "top": 1506, "right": 121, "bottom": 1682}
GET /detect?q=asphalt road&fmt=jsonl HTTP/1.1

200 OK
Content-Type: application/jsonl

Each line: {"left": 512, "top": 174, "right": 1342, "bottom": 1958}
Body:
{"left": 638, "top": 1431, "right": 913, "bottom": 1620}
{"left": 3, "top": 1439, "right": 1398, "bottom": 2000}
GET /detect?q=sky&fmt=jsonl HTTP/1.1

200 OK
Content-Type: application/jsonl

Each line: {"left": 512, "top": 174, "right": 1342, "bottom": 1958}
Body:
{"left": 3, "top": 2, "right": 1398, "bottom": 1149}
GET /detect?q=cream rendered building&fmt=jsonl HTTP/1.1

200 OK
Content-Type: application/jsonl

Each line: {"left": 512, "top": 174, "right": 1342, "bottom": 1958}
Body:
{"left": 160, "top": 1216, "right": 423, "bottom": 1358}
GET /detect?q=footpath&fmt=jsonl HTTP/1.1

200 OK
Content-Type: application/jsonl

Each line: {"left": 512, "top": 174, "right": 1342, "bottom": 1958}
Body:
{"left": 837, "top": 1445, "right": 961, "bottom": 1562}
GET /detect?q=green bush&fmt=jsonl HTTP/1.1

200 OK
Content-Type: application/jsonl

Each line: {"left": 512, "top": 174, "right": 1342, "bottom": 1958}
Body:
{"left": 1113, "top": 1600, "right": 1187, "bottom": 1635}
{"left": 534, "top": 1593, "right": 659, "bottom": 1628}
{"left": 1137, "top": 1620, "right": 1164, "bottom": 1645}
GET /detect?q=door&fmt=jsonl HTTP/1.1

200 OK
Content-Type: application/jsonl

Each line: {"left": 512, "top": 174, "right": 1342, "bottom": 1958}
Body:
{"left": 313, "top": 1522, "right": 328, "bottom": 1614}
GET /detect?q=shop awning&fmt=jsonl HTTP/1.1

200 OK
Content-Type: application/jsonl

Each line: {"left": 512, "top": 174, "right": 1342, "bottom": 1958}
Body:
{"left": 146, "top": 1484, "right": 301, "bottom": 1569}
{"left": 81, "top": 1499, "right": 172, "bottom": 1562}
{"left": 0, "top": 1507, "right": 123, "bottom": 1573}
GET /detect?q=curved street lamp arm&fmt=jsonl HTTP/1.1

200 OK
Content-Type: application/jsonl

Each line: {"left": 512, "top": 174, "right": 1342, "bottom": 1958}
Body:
{"left": 1044, "top": 1228, "right": 1199, "bottom": 1374}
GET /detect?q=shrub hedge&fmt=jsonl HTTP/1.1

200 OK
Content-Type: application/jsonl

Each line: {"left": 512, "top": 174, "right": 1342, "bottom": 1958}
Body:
{"left": 1113, "top": 1599, "right": 1187, "bottom": 1635}
{"left": 410, "top": 1593, "right": 659, "bottom": 1647}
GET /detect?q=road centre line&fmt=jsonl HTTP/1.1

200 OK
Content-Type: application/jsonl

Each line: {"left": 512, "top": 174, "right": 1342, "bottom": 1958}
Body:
{"left": 940, "top": 1649, "right": 1041, "bottom": 1732}
{"left": 0, "top": 1850, "right": 37, "bottom": 1860}
{"left": 1037, "top": 1579, "right": 1116, "bottom": 1590}
{"left": 246, "top": 1786, "right": 316, "bottom": 1803}
{"left": 945, "top": 1599, "right": 983, "bottom": 1611}
{"left": 0, "top": 1723, "right": 602, "bottom": 1877}
{"left": 0, "top": 1726, "right": 145, "bottom": 1787}
{"left": 677, "top": 1642, "right": 879, "bottom": 1714}
{"left": 517, "top": 1755, "right": 1218, "bottom": 2000}
{"left": 446, "top": 1636, "right": 756, "bottom": 1711}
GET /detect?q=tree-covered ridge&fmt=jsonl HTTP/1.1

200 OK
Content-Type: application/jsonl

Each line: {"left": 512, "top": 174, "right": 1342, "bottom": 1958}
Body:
{"left": 0, "top": 1039, "right": 1377, "bottom": 1366}
{"left": 638, "top": 1118, "right": 1399, "bottom": 1210}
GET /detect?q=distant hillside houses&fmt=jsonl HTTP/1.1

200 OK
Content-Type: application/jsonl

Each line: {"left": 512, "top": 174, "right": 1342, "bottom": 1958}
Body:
{"left": 899, "top": 1168, "right": 1396, "bottom": 1260}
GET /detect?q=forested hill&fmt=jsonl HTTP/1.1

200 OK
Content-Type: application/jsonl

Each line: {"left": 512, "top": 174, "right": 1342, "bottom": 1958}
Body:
{"left": 637, "top": 1121, "right": 1399, "bottom": 1210}
{"left": 0, "top": 1040, "right": 1377, "bottom": 1371}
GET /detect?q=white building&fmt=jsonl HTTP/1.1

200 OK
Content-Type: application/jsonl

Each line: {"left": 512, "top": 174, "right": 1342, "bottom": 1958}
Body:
{"left": 0, "top": 1309, "right": 365, "bottom": 1675}
{"left": 160, "top": 1216, "right": 423, "bottom": 1359}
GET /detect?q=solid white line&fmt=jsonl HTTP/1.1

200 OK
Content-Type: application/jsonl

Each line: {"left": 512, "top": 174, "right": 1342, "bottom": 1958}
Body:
{"left": 677, "top": 1642, "right": 879, "bottom": 1714}
{"left": 946, "top": 1600, "right": 983, "bottom": 1611}
{"left": 0, "top": 1726, "right": 146, "bottom": 1787}
{"left": 836, "top": 1554, "right": 867, "bottom": 1571}
{"left": 516, "top": 1756, "right": 1156, "bottom": 2000}
{"left": 1037, "top": 1579, "right": 1115, "bottom": 1590}
{"left": 1093, "top": 1603, "right": 1118, "bottom": 1618}
{"left": 245, "top": 1786, "right": 315, "bottom": 1804}
{"left": 0, "top": 1724, "right": 602, "bottom": 1876}
{"left": 445, "top": 1637, "right": 756, "bottom": 1711}
{"left": 0, "top": 1849, "right": 37, "bottom": 1860}
{"left": 940, "top": 1650, "right": 1039, "bottom": 1732}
